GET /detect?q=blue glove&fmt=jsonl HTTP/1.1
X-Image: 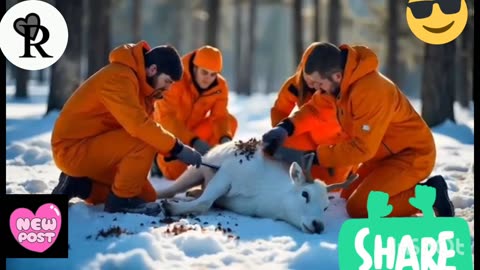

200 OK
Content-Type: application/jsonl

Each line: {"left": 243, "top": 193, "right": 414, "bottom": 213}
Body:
{"left": 192, "top": 138, "right": 211, "bottom": 155}
{"left": 262, "top": 126, "right": 288, "bottom": 155}
{"left": 175, "top": 145, "right": 202, "bottom": 168}
{"left": 219, "top": 136, "right": 231, "bottom": 144}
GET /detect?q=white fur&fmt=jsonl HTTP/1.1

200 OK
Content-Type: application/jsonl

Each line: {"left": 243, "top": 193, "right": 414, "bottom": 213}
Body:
{"left": 156, "top": 140, "right": 331, "bottom": 234}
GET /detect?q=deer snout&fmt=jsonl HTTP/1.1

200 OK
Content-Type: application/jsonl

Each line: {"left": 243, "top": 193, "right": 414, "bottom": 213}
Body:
{"left": 312, "top": 220, "right": 324, "bottom": 234}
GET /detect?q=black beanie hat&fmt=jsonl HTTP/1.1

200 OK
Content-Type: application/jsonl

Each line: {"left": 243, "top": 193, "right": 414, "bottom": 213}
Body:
{"left": 144, "top": 45, "right": 183, "bottom": 81}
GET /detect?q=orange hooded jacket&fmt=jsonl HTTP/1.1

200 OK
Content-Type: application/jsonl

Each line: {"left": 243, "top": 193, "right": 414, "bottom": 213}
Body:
{"left": 154, "top": 49, "right": 233, "bottom": 146}
{"left": 289, "top": 45, "right": 436, "bottom": 168}
{"left": 51, "top": 41, "right": 179, "bottom": 169}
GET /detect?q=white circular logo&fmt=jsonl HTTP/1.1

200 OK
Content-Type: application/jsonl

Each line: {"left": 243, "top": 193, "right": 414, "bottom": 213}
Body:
{"left": 0, "top": 0, "right": 68, "bottom": 71}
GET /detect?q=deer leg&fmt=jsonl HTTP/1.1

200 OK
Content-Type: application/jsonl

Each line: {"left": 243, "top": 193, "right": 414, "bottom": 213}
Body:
{"left": 156, "top": 167, "right": 205, "bottom": 199}
{"left": 163, "top": 168, "right": 231, "bottom": 216}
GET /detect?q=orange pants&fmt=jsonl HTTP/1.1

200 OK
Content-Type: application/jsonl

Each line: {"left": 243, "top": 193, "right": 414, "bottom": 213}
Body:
{"left": 54, "top": 129, "right": 157, "bottom": 205}
{"left": 340, "top": 152, "right": 434, "bottom": 218}
{"left": 157, "top": 114, "right": 238, "bottom": 180}
{"left": 282, "top": 131, "right": 357, "bottom": 185}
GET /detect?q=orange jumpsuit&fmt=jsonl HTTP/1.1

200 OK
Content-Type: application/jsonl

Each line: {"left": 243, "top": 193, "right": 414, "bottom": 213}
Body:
{"left": 271, "top": 42, "right": 357, "bottom": 185}
{"left": 51, "top": 41, "right": 180, "bottom": 204}
{"left": 289, "top": 45, "right": 436, "bottom": 218}
{"left": 154, "top": 50, "right": 237, "bottom": 180}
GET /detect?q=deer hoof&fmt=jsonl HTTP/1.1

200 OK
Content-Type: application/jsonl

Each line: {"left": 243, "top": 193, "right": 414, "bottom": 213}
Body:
{"left": 161, "top": 200, "right": 172, "bottom": 216}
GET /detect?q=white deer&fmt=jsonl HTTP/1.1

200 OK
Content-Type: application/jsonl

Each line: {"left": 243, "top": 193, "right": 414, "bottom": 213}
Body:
{"left": 157, "top": 139, "right": 357, "bottom": 234}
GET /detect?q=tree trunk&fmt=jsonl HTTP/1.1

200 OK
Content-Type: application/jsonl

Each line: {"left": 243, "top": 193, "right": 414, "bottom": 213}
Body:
{"left": 171, "top": 1, "right": 184, "bottom": 50}
{"left": 132, "top": 0, "right": 142, "bottom": 42}
{"left": 313, "top": 0, "right": 321, "bottom": 41}
{"left": 455, "top": 5, "right": 473, "bottom": 108}
{"left": 191, "top": 2, "right": 203, "bottom": 49}
{"left": 238, "top": 0, "right": 256, "bottom": 95}
{"left": 14, "top": 67, "right": 28, "bottom": 99}
{"left": 265, "top": 10, "right": 280, "bottom": 94}
{"left": 245, "top": 0, "right": 256, "bottom": 93}
{"left": 234, "top": 0, "right": 243, "bottom": 93}
{"left": 421, "top": 42, "right": 456, "bottom": 127}
{"left": 87, "top": 0, "right": 111, "bottom": 77}
{"left": 292, "top": 0, "right": 303, "bottom": 65}
{"left": 13, "top": 0, "right": 28, "bottom": 99}
{"left": 37, "top": 69, "right": 46, "bottom": 83}
{"left": 206, "top": 0, "right": 220, "bottom": 46}
{"left": 386, "top": 0, "right": 399, "bottom": 84}
{"left": 328, "top": 0, "right": 341, "bottom": 45}
{"left": 47, "top": 0, "right": 83, "bottom": 114}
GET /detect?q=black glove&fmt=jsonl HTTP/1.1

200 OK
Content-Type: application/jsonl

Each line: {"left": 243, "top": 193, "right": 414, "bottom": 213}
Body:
{"left": 262, "top": 126, "right": 288, "bottom": 155}
{"left": 176, "top": 145, "right": 202, "bottom": 168}
{"left": 192, "top": 138, "right": 211, "bottom": 155}
{"left": 219, "top": 136, "right": 231, "bottom": 144}
{"left": 165, "top": 140, "right": 202, "bottom": 168}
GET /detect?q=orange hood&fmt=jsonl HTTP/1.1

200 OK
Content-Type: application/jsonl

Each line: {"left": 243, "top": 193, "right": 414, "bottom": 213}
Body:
{"left": 339, "top": 45, "right": 379, "bottom": 94}
{"left": 109, "top": 41, "right": 155, "bottom": 96}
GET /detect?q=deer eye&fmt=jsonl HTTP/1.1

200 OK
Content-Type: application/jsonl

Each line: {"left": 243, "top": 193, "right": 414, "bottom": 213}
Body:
{"left": 302, "top": 191, "right": 310, "bottom": 203}
{"left": 324, "top": 207, "right": 328, "bottom": 211}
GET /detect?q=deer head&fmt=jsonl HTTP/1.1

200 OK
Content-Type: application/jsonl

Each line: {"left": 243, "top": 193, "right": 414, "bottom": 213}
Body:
{"left": 285, "top": 153, "right": 359, "bottom": 233}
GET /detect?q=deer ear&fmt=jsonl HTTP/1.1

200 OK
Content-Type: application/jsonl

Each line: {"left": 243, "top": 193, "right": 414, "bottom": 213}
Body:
{"left": 289, "top": 162, "right": 306, "bottom": 185}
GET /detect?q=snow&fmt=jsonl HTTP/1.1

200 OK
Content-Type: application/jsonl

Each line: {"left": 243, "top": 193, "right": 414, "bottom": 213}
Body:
{"left": 6, "top": 83, "right": 474, "bottom": 269}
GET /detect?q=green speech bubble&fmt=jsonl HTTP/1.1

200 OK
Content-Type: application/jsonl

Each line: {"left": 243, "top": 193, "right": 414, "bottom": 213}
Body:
{"left": 338, "top": 186, "right": 473, "bottom": 269}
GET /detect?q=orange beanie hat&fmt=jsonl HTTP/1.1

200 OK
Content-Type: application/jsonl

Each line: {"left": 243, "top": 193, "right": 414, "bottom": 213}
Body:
{"left": 193, "top": 46, "right": 223, "bottom": 73}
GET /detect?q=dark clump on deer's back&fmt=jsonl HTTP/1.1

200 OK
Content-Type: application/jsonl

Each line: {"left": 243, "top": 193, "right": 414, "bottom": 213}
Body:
{"left": 234, "top": 138, "right": 260, "bottom": 161}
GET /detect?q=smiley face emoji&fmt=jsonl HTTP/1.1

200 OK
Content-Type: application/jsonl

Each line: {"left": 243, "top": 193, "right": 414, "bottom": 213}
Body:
{"left": 406, "top": 0, "right": 468, "bottom": 45}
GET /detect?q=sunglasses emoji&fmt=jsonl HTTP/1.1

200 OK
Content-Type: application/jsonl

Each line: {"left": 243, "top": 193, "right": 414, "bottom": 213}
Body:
{"left": 406, "top": 0, "right": 469, "bottom": 45}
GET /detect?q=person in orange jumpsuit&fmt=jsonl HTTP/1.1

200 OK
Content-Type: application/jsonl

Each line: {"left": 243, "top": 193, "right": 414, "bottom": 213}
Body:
{"left": 50, "top": 41, "right": 204, "bottom": 215}
{"left": 262, "top": 42, "right": 454, "bottom": 218}
{"left": 270, "top": 42, "right": 358, "bottom": 185}
{"left": 154, "top": 45, "right": 237, "bottom": 180}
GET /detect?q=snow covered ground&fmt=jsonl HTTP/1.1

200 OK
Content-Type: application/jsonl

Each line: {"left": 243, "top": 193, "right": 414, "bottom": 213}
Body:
{"left": 6, "top": 83, "right": 474, "bottom": 269}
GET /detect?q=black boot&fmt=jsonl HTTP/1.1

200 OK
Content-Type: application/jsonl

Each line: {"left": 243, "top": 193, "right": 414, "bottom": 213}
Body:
{"left": 51, "top": 172, "right": 92, "bottom": 200}
{"left": 420, "top": 175, "right": 455, "bottom": 217}
{"left": 104, "top": 191, "right": 161, "bottom": 216}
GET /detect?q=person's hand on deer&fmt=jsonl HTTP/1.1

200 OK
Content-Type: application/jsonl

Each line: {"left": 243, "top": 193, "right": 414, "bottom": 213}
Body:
{"left": 262, "top": 122, "right": 312, "bottom": 166}
{"left": 262, "top": 123, "right": 304, "bottom": 163}
{"left": 168, "top": 143, "right": 203, "bottom": 168}
{"left": 219, "top": 136, "right": 231, "bottom": 144}
{"left": 261, "top": 125, "right": 289, "bottom": 155}
{"left": 191, "top": 138, "right": 211, "bottom": 155}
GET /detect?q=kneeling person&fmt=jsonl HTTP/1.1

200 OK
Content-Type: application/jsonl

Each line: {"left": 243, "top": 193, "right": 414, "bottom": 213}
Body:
{"left": 154, "top": 45, "right": 238, "bottom": 180}
{"left": 51, "top": 41, "right": 203, "bottom": 215}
